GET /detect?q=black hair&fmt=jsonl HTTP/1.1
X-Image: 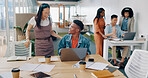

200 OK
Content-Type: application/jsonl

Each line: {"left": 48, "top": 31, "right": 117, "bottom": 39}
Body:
{"left": 73, "top": 20, "right": 84, "bottom": 31}
{"left": 121, "top": 7, "right": 134, "bottom": 18}
{"left": 111, "top": 14, "right": 118, "bottom": 19}
{"left": 93, "top": 8, "right": 105, "bottom": 24}
{"left": 35, "top": 3, "right": 50, "bottom": 28}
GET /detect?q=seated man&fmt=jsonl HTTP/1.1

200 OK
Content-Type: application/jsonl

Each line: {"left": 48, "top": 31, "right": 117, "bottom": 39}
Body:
{"left": 58, "top": 20, "right": 91, "bottom": 55}
{"left": 105, "top": 14, "right": 128, "bottom": 68}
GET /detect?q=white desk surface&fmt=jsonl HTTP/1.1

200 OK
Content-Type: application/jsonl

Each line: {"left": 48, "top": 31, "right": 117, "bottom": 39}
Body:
{"left": 103, "top": 39, "right": 147, "bottom": 60}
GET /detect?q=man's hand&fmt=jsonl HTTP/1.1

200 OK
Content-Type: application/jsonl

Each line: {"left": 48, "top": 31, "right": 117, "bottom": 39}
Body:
{"left": 122, "top": 34, "right": 125, "bottom": 37}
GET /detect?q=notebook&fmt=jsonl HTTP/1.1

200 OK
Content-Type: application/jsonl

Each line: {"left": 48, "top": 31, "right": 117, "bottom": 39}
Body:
{"left": 91, "top": 70, "right": 114, "bottom": 78}
{"left": 60, "top": 48, "right": 87, "bottom": 61}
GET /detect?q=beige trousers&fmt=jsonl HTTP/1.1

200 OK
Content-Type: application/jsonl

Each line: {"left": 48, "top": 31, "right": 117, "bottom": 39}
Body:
{"left": 112, "top": 46, "right": 129, "bottom": 59}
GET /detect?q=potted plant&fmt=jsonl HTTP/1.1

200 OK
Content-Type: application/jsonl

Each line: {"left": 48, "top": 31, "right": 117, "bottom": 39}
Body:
{"left": 14, "top": 26, "right": 25, "bottom": 41}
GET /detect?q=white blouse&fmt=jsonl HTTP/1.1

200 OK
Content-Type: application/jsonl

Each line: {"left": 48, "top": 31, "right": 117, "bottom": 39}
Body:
{"left": 28, "top": 16, "right": 52, "bottom": 28}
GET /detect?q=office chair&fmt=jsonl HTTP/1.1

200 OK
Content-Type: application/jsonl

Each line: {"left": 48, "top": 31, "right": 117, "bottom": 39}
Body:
{"left": 125, "top": 49, "right": 148, "bottom": 78}
{"left": 13, "top": 41, "right": 32, "bottom": 57}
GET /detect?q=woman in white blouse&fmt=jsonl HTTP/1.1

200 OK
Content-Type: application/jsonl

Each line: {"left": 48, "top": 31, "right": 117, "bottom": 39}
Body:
{"left": 24, "top": 3, "right": 62, "bottom": 56}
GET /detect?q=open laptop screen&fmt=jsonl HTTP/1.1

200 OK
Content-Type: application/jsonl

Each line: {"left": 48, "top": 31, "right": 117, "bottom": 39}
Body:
{"left": 123, "top": 32, "right": 136, "bottom": 40}
{"left": 60, "top": 48, "right": 87, "bottom": 62}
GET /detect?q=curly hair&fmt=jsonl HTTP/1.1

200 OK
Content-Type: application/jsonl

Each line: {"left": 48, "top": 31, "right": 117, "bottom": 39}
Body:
{"left": 121, "top": 7, "right": 134, "bottom": 18}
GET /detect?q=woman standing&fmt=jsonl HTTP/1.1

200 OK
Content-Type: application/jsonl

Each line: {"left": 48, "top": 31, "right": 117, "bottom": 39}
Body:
{"left": 119, "top": 7, "right": 134, "bottom": 58}
{"left": 93, "top": 8, "right": 107, "bottom": 56}
{"left": 25, "top": 3, "right": 62, "bottom": 56}
{"left": 119, "top": 7, "right": 134, "bottom": 32}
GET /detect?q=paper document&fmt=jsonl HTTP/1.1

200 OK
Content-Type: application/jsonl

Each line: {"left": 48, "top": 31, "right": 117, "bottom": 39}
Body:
{"left": 38, "top": 58, "right": 45, "bottom": 62}
{"left": 19, "top": 63, "right": 55, "bottom": 73}
{"left": 7, "top": 56, "right": 27, "bottom": 61}
{"left": 38, "top": 57, "right": 59, "bottom": 63}
{"left": 51, "top": 57, "right": 59, "bottom": 61}
{"left": 0, "top": 72, "right": 13, "bottom": 78}
{"left": 112, "top": 38, "right": 121, "bottom": 41}
{"left": 19, "top": 63, "right": 40, "bottom": 71}
{"left": 86, "top": 62, "right": 109, "bottom": 70}
{"left": 34, "top": 64, "right": 55, "bottom": 72}
{"left": 73, "top": 62, "right": 108, "bottom": 70}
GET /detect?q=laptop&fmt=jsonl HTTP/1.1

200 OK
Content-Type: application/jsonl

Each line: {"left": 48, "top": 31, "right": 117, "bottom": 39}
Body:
{"left": 60, "top": 48, "right": 87, "bottom": 62}
{"left": 123, "top": 32, "right": 136, "bottom": 40}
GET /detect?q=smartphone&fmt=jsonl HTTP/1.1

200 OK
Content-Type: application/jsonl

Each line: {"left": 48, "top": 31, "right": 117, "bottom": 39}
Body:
{"left": 30, "top": 72, "right": 51, "bottom": 78}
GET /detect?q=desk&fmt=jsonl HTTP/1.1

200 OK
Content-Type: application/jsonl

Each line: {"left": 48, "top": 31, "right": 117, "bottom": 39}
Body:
{"left": 103, "top": 39, "right": 147, "bottom": 60}
{"left": 0, "top": 55, "right": 126, "bottom": 78}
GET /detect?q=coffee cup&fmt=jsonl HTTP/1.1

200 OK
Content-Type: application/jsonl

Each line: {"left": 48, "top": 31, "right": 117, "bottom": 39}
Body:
{"left": 11, "top": 68, "right": 20, "bottom": 78}
{"left": 79, "top": 61, "right": 86, "bottom": 70}
{"left": 45, "top": 55, "right": 51, "bottom": 63}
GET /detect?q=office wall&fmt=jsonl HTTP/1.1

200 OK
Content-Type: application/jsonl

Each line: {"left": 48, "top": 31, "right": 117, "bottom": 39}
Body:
{"left": 118, "top": 0, "right": 148, "bottom": 38}
{"left": 77, "top": 0, "right": 120, "bottom": 24}
{"left": 77, "top": 0, "right": 148, "bottom": 38}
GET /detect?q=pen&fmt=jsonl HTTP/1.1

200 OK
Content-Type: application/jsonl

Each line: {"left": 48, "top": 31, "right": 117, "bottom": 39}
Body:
{"left": 74, "top": 73, "right": 77, "bottom": 78}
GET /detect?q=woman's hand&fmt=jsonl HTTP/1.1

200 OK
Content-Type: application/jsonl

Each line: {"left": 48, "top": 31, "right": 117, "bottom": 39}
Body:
{"left": 102, "top": 35, "right": 107, "bottom": 39}
{"left": 24, "top": 40, "right": 30, "bottom": 48}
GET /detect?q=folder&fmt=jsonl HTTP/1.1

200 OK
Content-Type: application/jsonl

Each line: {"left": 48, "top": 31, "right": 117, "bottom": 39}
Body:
{"left": 91, "top": 70, "right": 114, "bottom": 78}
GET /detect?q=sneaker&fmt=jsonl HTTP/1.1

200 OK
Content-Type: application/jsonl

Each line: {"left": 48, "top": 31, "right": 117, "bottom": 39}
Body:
{"left": 113, "top": 63, "right": 119, "bottom": 66}
{"left": 119, "top": 62, "right": 125, "bottom": 69}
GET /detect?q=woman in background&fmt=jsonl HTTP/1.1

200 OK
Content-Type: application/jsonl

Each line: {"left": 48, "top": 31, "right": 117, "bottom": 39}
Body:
{"left": 93, "top": 8, "right": 107, "bottom": 56}
{"left": 24, "top": 3, "right": 62, "bottom": 56}
{"left": 119, "top": 7, "right": 134, "bottom": 32}
{"left": 119, "top": 7, "right": 134, "bottom": 58}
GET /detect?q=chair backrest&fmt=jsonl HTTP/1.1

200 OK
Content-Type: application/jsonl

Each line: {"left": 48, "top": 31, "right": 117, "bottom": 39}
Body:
{"left": 14, "top": 41, "right": 31, "bottom": 57}
{"left": 125, "top": 49, "right": 148, "bottom": 78}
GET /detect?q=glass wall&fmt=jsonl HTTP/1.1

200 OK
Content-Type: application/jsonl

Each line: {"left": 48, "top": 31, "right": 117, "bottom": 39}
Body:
{"left": 0, "top": 0, "right": 37, "bottom": 57}
{"left": 50, "top": 6, "right": 71, "bottom": 26}
{"left": 0, "top": 0, "right": 6, "bottom": 57}
{"left": 0, "top": 0, "right": 6, "bottom": 30}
